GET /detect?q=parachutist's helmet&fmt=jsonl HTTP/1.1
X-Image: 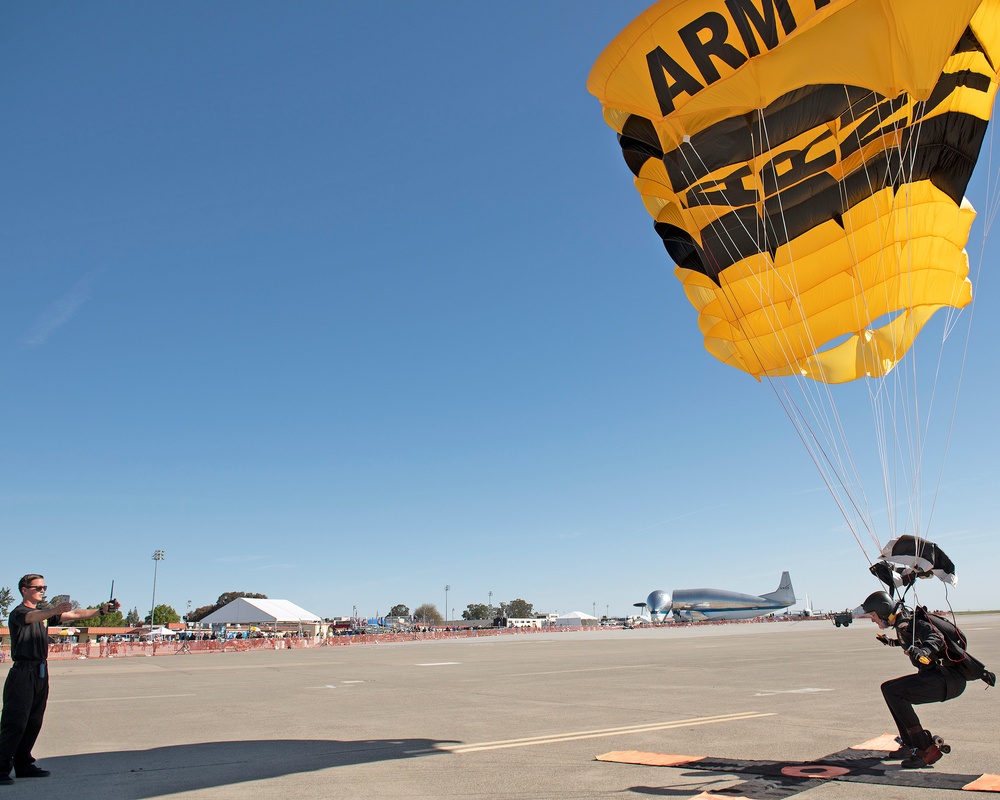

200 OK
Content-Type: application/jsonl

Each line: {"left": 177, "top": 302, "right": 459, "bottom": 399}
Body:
{"left": 861, "top": 591, "right": 894, "bottom": 622}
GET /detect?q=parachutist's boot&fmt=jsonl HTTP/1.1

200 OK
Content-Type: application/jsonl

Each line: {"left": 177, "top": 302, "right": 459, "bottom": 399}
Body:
{"left": 901, "top": 744, "right": 943, "bottom": 769}
{"left": 877, "top": 735, "right": 911, "bottom": 761}
{"left": 901, "top": 731, "right": 946, "bottom": 769}
{"left": 901, "top": 750, "right": 932, "bottom": 769}
{"left": 899, "top": 728, "right": 934, "bottom": 768}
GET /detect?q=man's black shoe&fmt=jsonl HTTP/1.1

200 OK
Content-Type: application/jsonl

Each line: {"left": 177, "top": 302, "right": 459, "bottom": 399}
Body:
{"left": 14, "top": 766, "right": 50, "bottom": 778}
{"left": 900, "top": 755, "right": 932, "bottom": 769}
{"left": 0, "top": 774, "right": 13, "bottom": 786}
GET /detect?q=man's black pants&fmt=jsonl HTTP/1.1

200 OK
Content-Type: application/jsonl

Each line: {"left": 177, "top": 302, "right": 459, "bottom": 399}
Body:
{"left": 881, "top": 666, "right": 966, "bottom": 750}
{"left": 0, "top": 663, "right": 49, "bottom": 775}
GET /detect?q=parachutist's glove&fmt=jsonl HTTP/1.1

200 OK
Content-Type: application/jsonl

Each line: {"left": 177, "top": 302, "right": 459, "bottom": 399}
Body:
{"left": 876, "top": 634, "right": 899, "bottom": 646}
{"left": 912, "top": 648, "right": 933, "bottom": 665}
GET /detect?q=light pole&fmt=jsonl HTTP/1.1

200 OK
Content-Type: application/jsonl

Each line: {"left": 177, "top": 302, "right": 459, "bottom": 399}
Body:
{"left": 444, "top": 585, "right": 450, "bottom": 623}
{"left": 150, "top": 550, "right": 165, "bottom": 634}
{"left": 488, "top": 591, "right": 493, "bottom": 617}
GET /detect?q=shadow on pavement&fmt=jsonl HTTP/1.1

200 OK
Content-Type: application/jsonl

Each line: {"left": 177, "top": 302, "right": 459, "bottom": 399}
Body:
{"left": 22, "top": 737, "right": 457, "bottom": 798}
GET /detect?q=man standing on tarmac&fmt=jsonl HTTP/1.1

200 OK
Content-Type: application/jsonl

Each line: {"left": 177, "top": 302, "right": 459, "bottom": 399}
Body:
{"left": 0, "top": 574, "right": 119, "bottom": 784}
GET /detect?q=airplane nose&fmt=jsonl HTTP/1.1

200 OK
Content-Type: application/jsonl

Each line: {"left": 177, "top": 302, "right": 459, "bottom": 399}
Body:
{"left": 646, "top": 590, "right": 672, "bottom": 615}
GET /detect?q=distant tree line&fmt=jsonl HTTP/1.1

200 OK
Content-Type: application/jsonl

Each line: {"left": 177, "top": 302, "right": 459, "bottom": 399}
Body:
{"left": 462, "top": 599, "right": 534, "bottom": 620}
{"left": 2, "top": 587, "right": 539, "bottom": 629}
{"left": 384, "top": 598, "right": 535, "bottom": 622}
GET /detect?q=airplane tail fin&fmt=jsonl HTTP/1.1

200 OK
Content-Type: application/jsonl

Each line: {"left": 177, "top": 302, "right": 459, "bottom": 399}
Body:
{"left": 760, "top": 571, "right": 794, "bottom": 606}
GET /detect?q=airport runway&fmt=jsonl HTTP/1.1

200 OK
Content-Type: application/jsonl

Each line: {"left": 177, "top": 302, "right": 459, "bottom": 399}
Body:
{"left": 2, "top": 615, "right": 998, "bottom": 799}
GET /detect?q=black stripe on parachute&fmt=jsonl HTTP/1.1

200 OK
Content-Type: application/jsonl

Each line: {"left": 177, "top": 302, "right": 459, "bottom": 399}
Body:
{"left": 615, "top": 29, "right": 993, "bottom": 286}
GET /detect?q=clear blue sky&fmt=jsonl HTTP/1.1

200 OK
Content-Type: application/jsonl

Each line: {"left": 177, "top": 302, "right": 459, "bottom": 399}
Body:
{"left": 3, "top": 2, "right": 999, "bottom": 621}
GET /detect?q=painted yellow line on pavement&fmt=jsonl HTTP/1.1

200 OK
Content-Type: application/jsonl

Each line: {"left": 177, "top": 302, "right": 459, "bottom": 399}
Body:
{"left": 442, "top": 711, "right": 775, "bottom": 753}
{"left": 50, "top": 693, "right": 197, "bottom": 703}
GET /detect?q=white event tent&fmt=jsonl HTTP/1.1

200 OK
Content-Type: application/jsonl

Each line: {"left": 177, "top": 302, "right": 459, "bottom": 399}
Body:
{"left": 555, "top": 611, "right": 599, "bottom": 628}
{"left": 199, "top": 598, "right": 323, "bottom": 637}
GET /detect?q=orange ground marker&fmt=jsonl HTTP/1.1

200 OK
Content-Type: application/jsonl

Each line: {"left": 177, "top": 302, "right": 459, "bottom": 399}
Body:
{"left": 596, "top": 751, "right": 704, "bottom": 767}
{"left": 964, "top": 774, "right": 1000, "bottom": 792}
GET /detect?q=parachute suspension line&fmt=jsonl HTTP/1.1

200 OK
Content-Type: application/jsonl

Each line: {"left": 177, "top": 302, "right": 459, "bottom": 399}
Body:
{"left": 893, "top": 84, "right": 979, "bottom": 553}
{"left": 896, "top": 88, "right": 948, "bottom": 553}
{"left": 764, "top": 377, "right": 877, "bottom": 565}
{"left": 761, "top": 99, "right": 882, "bottom": 560}
{"left": 982, "top": 118, "right": 1000, "bottom": 236}
{"left": 877, "top": 87, "right": 922, "bottom": 548}
{"left": 673, "top": 111, "right": 871, "bottom": 551}
{"left": 941, "top": 583, "right": 959, "bottom": 631}
{"left": 668, "top": 123, "right": 875, "bottom": 559}
{"left": 865, "top": 92, "right": 919, "bottom": 549}
{"left": 833, "top": 86, "right": 907, "bottom": 551}
{"left": 840, "top": 83, "right": 937, "bottom": 552}
{"left": 926, "top": 88, "right": 1000, "bottom": 539}
{"left": 894, "top": 94, "right": 925, "bottom": 546}
{"left": 835, "top": 87, "right": 901, "bottom": 547}
{"left": 748, "top": 101, "right": 881, "bottom": 562}
{"left": 840, "top": 93, "right": 887, "bottom": 524}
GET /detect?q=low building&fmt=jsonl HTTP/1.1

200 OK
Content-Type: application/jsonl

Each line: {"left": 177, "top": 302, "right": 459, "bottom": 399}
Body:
{"left": 505, "top": 618, "right": 543, "bottom": 629}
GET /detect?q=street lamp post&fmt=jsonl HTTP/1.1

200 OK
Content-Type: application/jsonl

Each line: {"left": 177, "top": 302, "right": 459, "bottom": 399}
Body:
{"left": 444, "top": 585, "right": 450, "bottom": 623}
{"left": 488, "top": 591, "right": 493, "bottom": 617}
{"left": 150, "top": 550, "right": 165, "bottom": 634}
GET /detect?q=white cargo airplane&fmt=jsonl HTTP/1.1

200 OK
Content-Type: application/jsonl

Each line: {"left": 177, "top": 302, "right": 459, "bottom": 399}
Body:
{"left": 635, "top": 572, "right": 795, "bottom": 622}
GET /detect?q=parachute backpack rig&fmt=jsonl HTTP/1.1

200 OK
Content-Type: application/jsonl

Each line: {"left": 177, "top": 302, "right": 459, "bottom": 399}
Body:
{"left": 862, "top": 535, "right": 995, "bottom": 687}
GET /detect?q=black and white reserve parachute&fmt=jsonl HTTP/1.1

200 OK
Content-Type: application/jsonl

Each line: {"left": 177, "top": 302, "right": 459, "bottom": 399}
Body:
{"left": 870, "top": 535, "right": 957, "bottom": 594}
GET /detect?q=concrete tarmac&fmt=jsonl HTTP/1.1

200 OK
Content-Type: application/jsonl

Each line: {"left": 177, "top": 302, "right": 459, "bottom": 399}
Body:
{"left": 1, "top": 614, "right": 998, "bottom": 799}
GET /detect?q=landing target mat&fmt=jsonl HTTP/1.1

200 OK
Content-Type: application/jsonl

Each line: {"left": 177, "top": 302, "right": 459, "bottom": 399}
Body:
{"left": 597, "top": 735, "right": 1000, "bottom": 797}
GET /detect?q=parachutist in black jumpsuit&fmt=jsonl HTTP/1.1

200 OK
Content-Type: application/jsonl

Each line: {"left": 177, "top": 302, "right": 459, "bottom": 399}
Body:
{"left": 862, "top": 591, "right": 966, "bottom": 768}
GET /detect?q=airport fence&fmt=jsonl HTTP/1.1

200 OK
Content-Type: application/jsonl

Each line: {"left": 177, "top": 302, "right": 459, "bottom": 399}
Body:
{"left": 1, "top": 624, "right": 581, "bottom": 661}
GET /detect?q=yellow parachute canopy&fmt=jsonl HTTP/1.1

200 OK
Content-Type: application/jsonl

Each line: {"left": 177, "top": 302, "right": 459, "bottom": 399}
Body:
{"left": 588, "top": 0, "right": 1000, "bottom": 383}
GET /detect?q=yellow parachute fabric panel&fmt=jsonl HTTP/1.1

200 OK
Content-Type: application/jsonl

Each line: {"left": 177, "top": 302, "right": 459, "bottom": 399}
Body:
{"left": 588, "top": 0, "right": 1000, "bottom": 383}
{"left": 679, "top": 183, "right": 974, "bottom": 381}
{"left": 588, "top": 0, "right": 984, "bottom": 145}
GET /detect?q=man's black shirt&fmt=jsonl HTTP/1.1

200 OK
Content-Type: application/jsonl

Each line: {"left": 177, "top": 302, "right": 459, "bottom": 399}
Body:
{"left": 7, "top": 603, "right": 60, "bottom": 662}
